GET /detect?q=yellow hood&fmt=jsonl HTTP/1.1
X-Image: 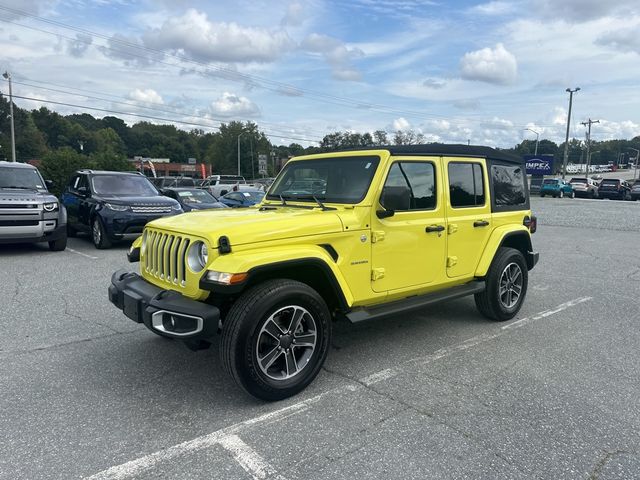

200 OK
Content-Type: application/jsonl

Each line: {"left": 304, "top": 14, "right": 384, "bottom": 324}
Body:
{"left": 147, "top": 206, "right": 345, "bottom": 248}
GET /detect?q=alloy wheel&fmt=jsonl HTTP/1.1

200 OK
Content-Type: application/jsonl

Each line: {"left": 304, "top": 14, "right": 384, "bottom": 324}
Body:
{"left": 498, "top": 262, "right": 523, "bottom": 309}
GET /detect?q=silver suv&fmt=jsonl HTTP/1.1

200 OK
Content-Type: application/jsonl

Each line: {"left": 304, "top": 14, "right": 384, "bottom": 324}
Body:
{"left": 0, "top": 161, "right": 67, "bottom": 251}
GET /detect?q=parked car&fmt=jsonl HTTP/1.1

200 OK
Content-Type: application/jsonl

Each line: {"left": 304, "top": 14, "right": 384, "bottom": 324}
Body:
{"left": 219, "top": 190, "right": 265, "bottom": 208}
{"left": 569, "top": 177, "right": 598, "bottom": 198}
{"left": 540, "top": 178, "right": 575, "bottom": 198}
{"left": 62, "top": 170, "right": 182, "bottom": 249}
{"left": 0, "top": 161, "right": 67, "bottom": 251}
{"left": 630, "top": 181, "right": 640, "bottom": 201}
{"left": 110, "top": 144, "right": 538, "bottom": 400}
{"left": 161, "top": 187, "right": 228, "bottom": 211}
{"left": 597, "top": 178, "right": 632, "bottom": 200}
{"left": 529, "top": 176, "right": 543, "bottom": 195}
{"left": 149, "top": 176, "right": 197, "bottom": 188}
{"left": 199, "top": 175, "right": 264, "bottom": 198}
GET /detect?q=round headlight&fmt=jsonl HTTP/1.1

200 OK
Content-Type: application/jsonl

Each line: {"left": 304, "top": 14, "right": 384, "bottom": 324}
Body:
{"left": 187, "top": 241, "right": 207, "bottom": 272}
{"left": 43, "top": 202, "right": 58, "bottom": 212}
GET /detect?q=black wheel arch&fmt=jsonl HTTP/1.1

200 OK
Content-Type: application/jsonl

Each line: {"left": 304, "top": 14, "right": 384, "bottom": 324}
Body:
{"left": 201, "top": 258, "right": 350, "bottom": 315}
{"left": 497, "top": 231, "right": 535, "bottom": 270}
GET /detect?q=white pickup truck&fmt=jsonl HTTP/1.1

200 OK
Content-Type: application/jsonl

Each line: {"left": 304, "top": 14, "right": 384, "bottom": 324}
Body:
{"left": 199, "top": 175, "right": 264, "bottom": 198}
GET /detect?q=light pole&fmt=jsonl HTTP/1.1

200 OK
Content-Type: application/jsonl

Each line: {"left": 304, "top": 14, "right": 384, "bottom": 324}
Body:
{"left": 581, "top": 118, "right": 599, "bottom": 179}
{"left": 2, "top": 71, "right": 16, "bottom": 162}
{"left": 628, "top": 148, "right": 639, "bottom": 181}
{"left": 524, "top": 128, "right": 540, "bottom": 156}
{"left": 237, "top": 132, "right": 245, "bottom": 177}
{"left": 562, "top": 87, "right": 580, "bottom": 179}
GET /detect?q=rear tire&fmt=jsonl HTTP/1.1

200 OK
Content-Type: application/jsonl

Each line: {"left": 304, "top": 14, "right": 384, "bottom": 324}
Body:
{"left": 540, "top": 193, "right": 545, "bottom": 198}
{"left": 570, "top": 191, "right": 575, "bottom": 199}
{"left": 220, "top": 279, "right": 331, "bottom": 401}
{"left": 559, "top": 190, "right": 564, "bottom": 198}
{"left": 475, "top": 247, "right": 528, "bottom": 321}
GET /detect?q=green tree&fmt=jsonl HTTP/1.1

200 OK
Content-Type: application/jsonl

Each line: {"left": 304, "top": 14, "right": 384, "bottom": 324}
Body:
{"left": 39, "top": 148, "right": 94, "bottom": 197}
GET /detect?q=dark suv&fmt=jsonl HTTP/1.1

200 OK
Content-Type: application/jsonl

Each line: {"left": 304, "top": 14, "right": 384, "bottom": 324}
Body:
{"left": 597, "top": 178, "right": 631, "bottom": 200}
{"left": 62, "top": 170, "right": 182, "bottom": 248}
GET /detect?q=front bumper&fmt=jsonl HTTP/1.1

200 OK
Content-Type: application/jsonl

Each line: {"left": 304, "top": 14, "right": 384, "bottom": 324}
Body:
{"left": 101, "top": 211, "right": 179, "bottom": 239}
{"left": 0, "top": 223, "right": 66, "bottom": 244}
{"left": 108, "top": 269, "right": 220, "bottom": 339}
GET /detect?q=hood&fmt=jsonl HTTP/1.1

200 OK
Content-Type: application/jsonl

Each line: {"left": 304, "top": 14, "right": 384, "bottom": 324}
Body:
{"left": 97, "top": 195, "right": 178, "bottom": 206}
{"left": 148, "top": 206, "right": 344, "bottom": 248}
{"left": 0, "top": 189, "right": 57, "bottom": 204}
{"left": 186, "top": 202, "right": 228, "bottom": 210}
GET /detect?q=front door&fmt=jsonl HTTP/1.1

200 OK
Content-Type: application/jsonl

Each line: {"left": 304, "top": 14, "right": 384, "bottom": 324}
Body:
{"left": 371, "top": 157, "right": 446, "bottom": 293}
{"left": 443, "top": 158, "right": 492, "bottom": 278}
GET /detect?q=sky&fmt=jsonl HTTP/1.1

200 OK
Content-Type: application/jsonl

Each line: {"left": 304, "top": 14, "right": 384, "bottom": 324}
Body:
{"left": 0, "top": 0, "right": 639, "bottom": 148}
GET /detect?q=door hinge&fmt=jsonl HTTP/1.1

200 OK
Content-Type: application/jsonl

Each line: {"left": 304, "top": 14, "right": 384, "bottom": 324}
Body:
{"left": 371, "top": 268, "right": 385, "bottom": 281}
{"left": 448, "top": 223, "right": 458, "bottom": 234}
{"left": 371, "top": 231, "right": 385, "bottom": 243}
{"left": 447, "top": 256, "right": 458, "bottom": 268}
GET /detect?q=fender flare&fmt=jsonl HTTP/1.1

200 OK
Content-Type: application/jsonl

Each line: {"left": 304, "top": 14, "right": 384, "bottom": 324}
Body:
{"left": 475, "top": 226, "right": 533, "bottom": 277}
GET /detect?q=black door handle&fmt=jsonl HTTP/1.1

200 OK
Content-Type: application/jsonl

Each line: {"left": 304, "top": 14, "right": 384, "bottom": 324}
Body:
{"left": 425, "top": 225, "right": 445, "bottom": 233}
{"left": 473, "top": 220, "right": 489, "bottom": 227}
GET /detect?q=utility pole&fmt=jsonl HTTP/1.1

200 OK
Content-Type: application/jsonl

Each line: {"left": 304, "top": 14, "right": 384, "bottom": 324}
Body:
{"left": 628, "top": 148, "right": 639, "bottom": 181}
{"left": 2, "top": 71, "right": 16, "bottom": 162}
{"left": 562, "top": 87, "right": 580, "bottom": 179}
{"left": 237, "top": 132, "right": 245, "bottom": 177}
{"left": 524, "top": 128, "right": 540, "bottom": 156}
{"left": 581, "top": 118, "right": 599, "bottom": 178}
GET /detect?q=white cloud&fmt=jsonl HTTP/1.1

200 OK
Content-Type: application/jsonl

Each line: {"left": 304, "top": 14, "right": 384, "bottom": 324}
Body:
{"left": 67, "top": 33, "right": 93, "bottom": 58}
{"left": 0, "top": 0, "right": 53, "bottom": 19}
{"left": 128, "top": 88, "right": 164, "bottom": 104}
{"left": 301, "top": 33, "right": 364, "bottom": 81}
{"left": 143, "top": 9, "right": 293, "bottom": 63}
{"left": 392, "top": 117, "right": 411, "bottom": 131}
{"left": 460, "top": 43, "right": 517, "bottom": 85}
{"left": 209, "top": 92, "right": 260, "bottom": 117}
{"left": 532, "top": 0, "right": 639, "bottom": 23}
{"left": 423, "top": 78, "right": 446, "bottom": 89}
{"left": 282, "top": 2, "right": 305, "bottom": 26}
{"left": 100, "top": 33, "right": 162, "bottom": 67}
{"left": 596, "top": 25, "right": 640, "bottom": 54}
{"left": 468, "top": 1, "right": 515, "bottom": 16}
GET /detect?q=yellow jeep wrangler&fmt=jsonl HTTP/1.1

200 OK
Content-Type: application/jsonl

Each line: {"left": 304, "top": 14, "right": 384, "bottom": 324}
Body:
{"left": 109, "top": 145, "right": 538, "bottom": 400}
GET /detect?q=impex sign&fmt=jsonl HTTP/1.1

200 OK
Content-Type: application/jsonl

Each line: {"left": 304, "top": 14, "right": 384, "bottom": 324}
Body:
{"left": 524, "top": 155, "right": 554, "bottom": 175}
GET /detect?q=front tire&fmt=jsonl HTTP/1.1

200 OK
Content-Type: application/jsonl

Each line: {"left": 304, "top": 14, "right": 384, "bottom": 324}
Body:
{"left": 92, "top": 217, "right": 112, "bottom": 249}
{"left": 559, "top": 190, "right": 564, "bottom": 198}
{"left": 48, "top": 234, "right": 67, "bottom": 251}
{"left": 221, "top": 279, "right": 331, "bottom": 401}
{"left": 475, "top": 247, "right": 528, "bottom": 321}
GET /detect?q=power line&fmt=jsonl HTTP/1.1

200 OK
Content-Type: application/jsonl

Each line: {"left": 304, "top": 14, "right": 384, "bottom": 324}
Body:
{"left": 3, "top": 92, "right": 322, "bottom": 143}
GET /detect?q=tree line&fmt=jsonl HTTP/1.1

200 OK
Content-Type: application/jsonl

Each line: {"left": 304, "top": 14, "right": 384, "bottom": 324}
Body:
{"left": 1, "top": 94, "right": 638, "bottom": 195}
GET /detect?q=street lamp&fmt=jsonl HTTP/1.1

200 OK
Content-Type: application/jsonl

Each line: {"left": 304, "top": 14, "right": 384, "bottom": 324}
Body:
{"left": 562, "top": 87, "right": 580, "bottom": 179}
{"left": 2, "top": 71, "right": 16, "bottom": 162}
{"left": 628, "top": 148, "right": 639, "bottom": 181}
{"left": 524, "top": 128, "right": 540, "bottom": 156}
{"left": 237, "top": 132, "right": 246, "bottom": 177}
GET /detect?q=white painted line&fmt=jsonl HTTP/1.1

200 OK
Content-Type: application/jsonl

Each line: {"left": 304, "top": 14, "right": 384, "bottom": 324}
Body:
{"left": 361, "top": 368, "right": 397, "bottom": 386}
{"left": 66, "top": 248, "right": 98, "bottom": 260}
{"left": 501, "top": 296, "right": 592, "bottom": 330}
{"left": 218, "top": 434, "right": 287, "bottom": 480}
{"left": 84, "top": 389, "right": 337, "bottom": 480}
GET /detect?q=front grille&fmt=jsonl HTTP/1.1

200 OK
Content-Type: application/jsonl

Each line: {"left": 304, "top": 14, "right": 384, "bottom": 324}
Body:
{"left": 143, "top": 230, "right": 191, "bottom": 287}
{"left": 131, "top": 205, "right": 172, "bottom": 214}
{"left": 0, "top": 204, "right": 39, "bottom": 209}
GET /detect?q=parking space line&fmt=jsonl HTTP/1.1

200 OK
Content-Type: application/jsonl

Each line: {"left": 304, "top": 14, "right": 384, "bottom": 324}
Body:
{"left": 84, "top": 296, "right": 594, "bottom": 479}
{"left": 66, "top": 248, "right": 99, "bottom": 260}
{"left": 218, "top": 434, "right": 287, "bottom": 480}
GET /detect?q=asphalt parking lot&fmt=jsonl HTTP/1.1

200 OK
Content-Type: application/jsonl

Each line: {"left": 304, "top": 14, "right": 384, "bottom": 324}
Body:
{"left": 1, "top": 197, "right": 639, "bottom": 480}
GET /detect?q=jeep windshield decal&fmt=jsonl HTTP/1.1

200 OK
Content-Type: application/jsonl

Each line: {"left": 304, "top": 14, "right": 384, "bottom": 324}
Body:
{"left": 267, "top": 155, "right": 380, "bottom": 204}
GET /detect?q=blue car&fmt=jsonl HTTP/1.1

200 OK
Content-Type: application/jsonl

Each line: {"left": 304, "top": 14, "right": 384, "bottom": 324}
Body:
{"left": 219, "top": 190, "right": 265, "bottom": 208}
{"left": 540, "top": 178, "right": 575, "bottom": 198}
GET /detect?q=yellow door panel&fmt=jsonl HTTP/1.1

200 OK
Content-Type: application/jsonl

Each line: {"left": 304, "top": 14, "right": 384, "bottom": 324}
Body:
{"left": 443, "top": 158, "right": 492, "bottom": 278}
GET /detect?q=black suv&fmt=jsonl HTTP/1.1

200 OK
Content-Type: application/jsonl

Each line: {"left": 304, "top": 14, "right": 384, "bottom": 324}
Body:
{"left": 597, "top": 178, "right": 631, "bottom": 200}
{"left": 62, "top": 170, "right": 182, "bottom": 248}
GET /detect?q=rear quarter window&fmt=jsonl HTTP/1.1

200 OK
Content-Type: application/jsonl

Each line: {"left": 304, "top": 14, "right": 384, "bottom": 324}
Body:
{"left": 491, "top": 165, "right": 526, "bottom": 207}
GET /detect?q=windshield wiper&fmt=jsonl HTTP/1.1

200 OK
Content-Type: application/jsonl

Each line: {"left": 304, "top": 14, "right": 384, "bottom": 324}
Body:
{"left": 261, "top": 195, "right": 313, "bottom": 209}
{"left": 289, "top": 195, "right": 336, "bottom": 211}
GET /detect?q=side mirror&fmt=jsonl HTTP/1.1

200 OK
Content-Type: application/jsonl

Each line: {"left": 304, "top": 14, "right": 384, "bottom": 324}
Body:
{"left": 45, "top": 179, "right": 54, "bottom": 189}
{"left": 379, "top": 185, "right": 411, "bottom": 217}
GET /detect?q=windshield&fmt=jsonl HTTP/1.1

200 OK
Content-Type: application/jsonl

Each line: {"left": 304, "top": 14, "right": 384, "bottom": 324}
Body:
{"left": 92, "top": 175, "right": 158, "bottom": 196}
{"left": 241, "top": 191, "right": 265, "bottom": 201}
{"left": 0, "top": 167, "right": 46, "bottom": 190}
{"left": 600, "top": 179, "right": 619, "bottom": 185}
{"left": 176, "top": 189, "right": 217, "bottom": 204}
{"left": 267, "top": 156, "right": 380, "bottom": 204}
{"left": 570, "top": 178, "right": 587, "bottom": 183}
{"left": 542, "top": 179, "right": 559, "bottom": 184}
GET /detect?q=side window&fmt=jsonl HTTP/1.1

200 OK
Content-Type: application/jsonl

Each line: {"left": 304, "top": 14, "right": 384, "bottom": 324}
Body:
{"left": 491, "top": 164, "right": 526, "bottom": 206}
{"left": 448, "top": 163, "right": 485, "bottom": 208}
{"left": 69, "top": 175, "right": 80, "bottom": 190}
{"left": 381, "top": 162, "right": 436, "bottom": 211}
{"left": 77, "top": 175, "right": 89, "bottom": 191}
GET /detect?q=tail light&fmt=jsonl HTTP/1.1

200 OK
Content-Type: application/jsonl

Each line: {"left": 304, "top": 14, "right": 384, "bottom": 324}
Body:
{"left": 523, "top": 215, "right": 537, "bottom": 234}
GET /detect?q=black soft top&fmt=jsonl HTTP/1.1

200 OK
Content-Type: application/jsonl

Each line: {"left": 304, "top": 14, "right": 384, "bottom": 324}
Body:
{"left": 340, "top": 144, "right": 522, "bottom": 164}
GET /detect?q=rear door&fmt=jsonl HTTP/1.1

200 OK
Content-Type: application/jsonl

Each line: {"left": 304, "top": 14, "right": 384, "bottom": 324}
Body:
{"left": 443, "top": 158, "right": 492, "bottom": 278}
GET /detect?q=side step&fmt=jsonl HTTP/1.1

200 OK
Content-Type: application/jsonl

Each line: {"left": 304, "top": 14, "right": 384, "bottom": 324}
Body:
{"left": 345, "top": 281, "right": 486, "bottom": 324}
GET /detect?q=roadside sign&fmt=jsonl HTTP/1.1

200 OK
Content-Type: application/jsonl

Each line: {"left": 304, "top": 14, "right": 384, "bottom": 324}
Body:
{"left": 258, "top": 154, "right": 268, "bottom": 175}
{"left": 524, "top": 155, "right": 554, "bottom": 175}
